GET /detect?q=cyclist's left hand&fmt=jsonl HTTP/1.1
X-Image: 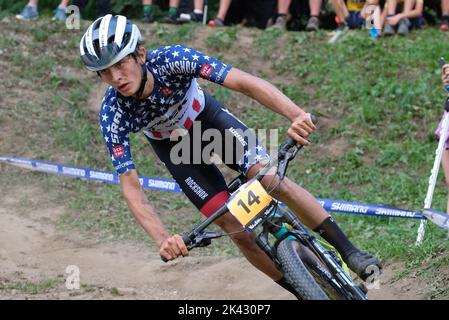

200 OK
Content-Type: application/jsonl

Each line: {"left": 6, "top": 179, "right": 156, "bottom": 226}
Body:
{"left": 287, "top": 113, "right": 315, "bottom": 145}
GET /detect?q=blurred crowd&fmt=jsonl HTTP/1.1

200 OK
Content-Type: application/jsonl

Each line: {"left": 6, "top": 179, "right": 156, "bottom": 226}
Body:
{"left": 14, "top": 0, "right": 449, "bottom": 36}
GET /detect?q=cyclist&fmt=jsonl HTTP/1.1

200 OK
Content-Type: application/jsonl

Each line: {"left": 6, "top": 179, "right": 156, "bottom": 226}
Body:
{"left": 80, "top": 14, "right": 381, "bottom": 296}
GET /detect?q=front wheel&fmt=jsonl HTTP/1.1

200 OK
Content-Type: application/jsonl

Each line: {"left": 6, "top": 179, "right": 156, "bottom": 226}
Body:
{"left": 277, "top": 238, "right": 329, "bottom": 300}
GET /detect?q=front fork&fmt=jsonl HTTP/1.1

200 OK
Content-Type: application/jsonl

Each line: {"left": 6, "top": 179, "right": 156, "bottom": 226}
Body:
{"left": 254, "top": 207, "right": 300, "bottom": 267}
{"left": 256, "top": 207, "right": 347, "bottom": 273}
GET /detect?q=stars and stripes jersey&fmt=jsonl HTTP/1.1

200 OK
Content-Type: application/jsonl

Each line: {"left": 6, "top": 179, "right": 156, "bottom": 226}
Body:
{"left": 99, "top": 45, "right": 233, "bottom": 175}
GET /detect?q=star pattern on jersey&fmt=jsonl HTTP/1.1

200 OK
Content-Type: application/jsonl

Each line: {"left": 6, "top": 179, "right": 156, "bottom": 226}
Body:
{"left": 99, "top": 44, "right": 233, "bottom": 175}
{"left": 238, "top": 141, "right": 270, "bottom": 174}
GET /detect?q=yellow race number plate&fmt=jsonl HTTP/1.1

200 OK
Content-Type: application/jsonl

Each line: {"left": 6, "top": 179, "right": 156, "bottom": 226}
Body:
{"left": 227, "top": 179, "right": 275, "bottom": 230}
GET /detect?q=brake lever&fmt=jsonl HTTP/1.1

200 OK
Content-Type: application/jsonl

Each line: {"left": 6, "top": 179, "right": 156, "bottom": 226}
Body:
{"left": 277, "top": 114, "right": 317, "bottom": 179}
{"left": 277, "top": 145, "right": 304, "bottom": 180}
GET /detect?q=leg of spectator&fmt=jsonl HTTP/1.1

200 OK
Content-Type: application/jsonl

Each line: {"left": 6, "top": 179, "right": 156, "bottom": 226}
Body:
{"left": 309, "top": 0, "right": 322, "bottom": 16}
{"left": 277, "top": 0, "right": 292, "bottom": 15}
{"left": 169, "top": 0, "right": 180, "bottom": 16}
{"left": 396, "top": 0, "right": 416, "bottom": 34}
{"left": 384, "top": 0, "right": 400, "bottom": 36}
{"left": 16, "top": 0, "right": 39, "bottom": 20}
{"left": 193, "top": 0, "right": 205, "bottom": 22}
{"left": 380, "top": 3, "right": 388, "bottom": 26}
{"left": 270, "top": 0, "right": 291, "bottom": 30}
{"left": 386, "top": 0, "right": 398, "bottom": 17}
{"left": 305, "top": 0, "right": 322, "bottom": 31}
{"left": 443, "top": 0, "right": 449, "bottom": 15}
{"left": 402, "top": 0, "right": 416, "bottom": 14}
{"left": 169, "top": 0, "right": 180, "bottom": 10}
{"left": 441, "top": 0, "right": 449, "bottom": 30}
{"left": 162, "top": 0, "right": 180, "bottom": 23}
{"left": 142, "top": 0, "right": 154, "bottom": 23}
{"left": 194, "top": 0, "right": 204, "bottom": 11}
{"left": 52, "top": 0, "right": 70, "bottom": 21}
{"left": 217, "top": 0, "right": 232, "bottom": 20}
{"left": 209, "top": 0, "right": 231, "bottom": 26}
{"left": 329, "top": 0, "right": 349, "bottom": 24}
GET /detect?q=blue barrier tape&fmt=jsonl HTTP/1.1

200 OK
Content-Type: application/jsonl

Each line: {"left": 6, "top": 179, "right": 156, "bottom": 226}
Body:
{"left": 0, "top": 156, "right": 426, "bottom": 220}
{"left": 316, "top": 199, "right": 424, "bottom": 220}
{"left": 422, "top": 208, "right": 449, "bottom": 230}
{"left": 0, "top": 156, "right": 181, "bottom": 193}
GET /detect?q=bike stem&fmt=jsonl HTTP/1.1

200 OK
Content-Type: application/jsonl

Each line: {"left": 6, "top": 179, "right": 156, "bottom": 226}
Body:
{"left": 183, "top": 140, "right": 303, "bottom": 245}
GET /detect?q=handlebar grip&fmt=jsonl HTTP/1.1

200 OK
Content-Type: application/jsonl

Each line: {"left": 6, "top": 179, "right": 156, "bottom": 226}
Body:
{"left": 284, "top": 114, "right": 318, "bottom": 149}
{"left": 182, "top": 234, "right": 192, "bottom": 246}
{"left": 284, "top": 137, "right": 297, "bottom": 150}
{"left": 160, "top": 234, "right": 193, "bottom": 263}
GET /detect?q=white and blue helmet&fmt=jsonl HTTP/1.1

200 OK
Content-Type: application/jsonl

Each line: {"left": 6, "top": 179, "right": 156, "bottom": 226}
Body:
{"left": 80, "top": 14, "right": 142, "bottom": 72}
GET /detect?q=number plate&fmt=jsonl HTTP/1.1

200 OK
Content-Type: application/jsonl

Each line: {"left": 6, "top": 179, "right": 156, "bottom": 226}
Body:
{"left": 226, "top": 179, "right": 275, "bottom": 230}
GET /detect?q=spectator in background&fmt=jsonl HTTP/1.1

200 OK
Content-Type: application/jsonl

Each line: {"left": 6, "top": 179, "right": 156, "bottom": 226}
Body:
{"left": 306, "top": 0, "right": 323, "bottom": 31}
{"left": 208, "top": 0, "right": 232, "bottom": 27}
{"left": 177, "top": 0, "right": 205, "bottom": 23}
{"left": 268, "top": 0, "right": 323, "bottom": 31}
{"left": 142, "top": 0, "right": 181, "bottom": 23}
{"left": 362, "top": 0, "right": 382, "bottom": 36}
{"left": 329, "top": 0, "right": 383, "bottom": 35}
{"left": 72, "top": 0, "right": 111, "bottom": 18}
{"left": 329, "top": 0, "right": 365, "bottom": 30}
{"left": 16, "top": 0, "right": 70, "bottom": 21}
{"left": 382, "top": 0, "right": 424, "bottom": 35}
{"left": 441, "top": 0, "right": 449, "bottom": 31}
{"left": 225, "top": 0, "right": 276, "bottom": 30}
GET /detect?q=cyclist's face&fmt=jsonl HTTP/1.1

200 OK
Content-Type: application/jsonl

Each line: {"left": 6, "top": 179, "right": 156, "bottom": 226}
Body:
{"left": 98, "top": 48, "right": 146, "bottom": 96}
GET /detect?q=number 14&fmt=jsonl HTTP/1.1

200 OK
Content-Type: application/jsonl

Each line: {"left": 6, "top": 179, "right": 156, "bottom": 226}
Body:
{"left": 237, "top": 190, "right": 261, "bottom": 214}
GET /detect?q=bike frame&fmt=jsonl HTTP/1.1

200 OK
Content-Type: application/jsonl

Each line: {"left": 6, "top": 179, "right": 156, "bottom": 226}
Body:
{"left": 180, "top": 138, "right": 298, "bottom": 246}
{"left": 168, "top": 133, "right": 367, "bottom": 299}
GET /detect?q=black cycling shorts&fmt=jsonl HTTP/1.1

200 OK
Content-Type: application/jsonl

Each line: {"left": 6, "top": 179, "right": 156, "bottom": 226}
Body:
{"left": 146, "top": 92, "right": 270, "bottom": 217}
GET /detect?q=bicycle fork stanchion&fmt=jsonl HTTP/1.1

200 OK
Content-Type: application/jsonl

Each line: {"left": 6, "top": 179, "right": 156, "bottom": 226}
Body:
{"left": 416, "top": 57, "right": 449, "bottom": 245}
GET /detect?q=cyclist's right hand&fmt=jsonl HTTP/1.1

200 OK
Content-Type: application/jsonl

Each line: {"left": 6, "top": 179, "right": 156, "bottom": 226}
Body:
{"left": 159, "top": 234, "right": 189, "bottom": 261}
{"left": 442, "top": 64, "right": 449, "bottom": 87}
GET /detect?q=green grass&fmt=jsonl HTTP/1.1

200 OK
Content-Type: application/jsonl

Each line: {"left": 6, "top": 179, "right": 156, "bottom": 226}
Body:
{"left": 2, "top": 17, "right": 449, "bottom": 298}
{"left": 0, "top": 277, "right": 61, "bottom": 295}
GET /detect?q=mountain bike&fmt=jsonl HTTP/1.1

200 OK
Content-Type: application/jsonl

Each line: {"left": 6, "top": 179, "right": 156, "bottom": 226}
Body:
{"left": 162, "top": 116, "right": 368, "bottom": 300}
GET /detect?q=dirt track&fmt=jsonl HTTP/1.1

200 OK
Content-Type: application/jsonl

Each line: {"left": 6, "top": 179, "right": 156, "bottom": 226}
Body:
{"left": 0, "top": 180, "right": 426, "bottom": 300}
